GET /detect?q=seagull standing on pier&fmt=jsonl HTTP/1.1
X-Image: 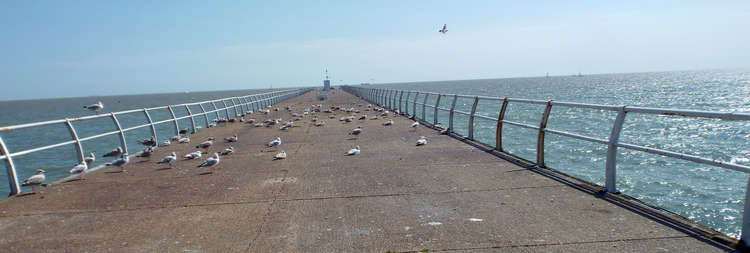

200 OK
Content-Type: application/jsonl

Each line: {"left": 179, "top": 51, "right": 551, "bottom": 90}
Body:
{"left": 106, "top": 153, "right": 130, "bottom": 172}
{"left": 268, "top": 137, "right": 282, "bottom": 148}
{"left": 274, "top": 150, "right": 287, "bottom": 160}
{"left": 22, "top": 169, "right": 46, "bottom": 191}
{"left": 198, "top": 153, "right": 220, "bottom": 167}
{"left": 69, "top": 162, "right": 87, "bottom": 175}
{"left": 103, "top": 147, "right": 123, "bottom": 158}
{"left": 416, "top": 136, "right": 428, "bottom": 146}
{"left": 346, "top": 145, "right": 361, "bottom": 156}
{"left": 185, "top": 151, "right": 202, "bottom": 159}
{"left": 196, "top": 137, "right": 214, "bottom": 149}
{"left": 383, "top": 119, "right": 394, "bottom": 126}
{"left": 84, "top": 152, "right": 95, "bottom": 165}
{"left": 158, "top": 152, "right": 177, "bottom": 168}
{"left": 411, "top": 121, "right": 420, "bottom": 128}
{"left": 350, "top": 126, "right": 362, "bottom": 136}
{"left": 83, "top": 101, "right": 104, "bottom": 114}
{"left": 221, "top": 146, "right": 234, "bottom": 156}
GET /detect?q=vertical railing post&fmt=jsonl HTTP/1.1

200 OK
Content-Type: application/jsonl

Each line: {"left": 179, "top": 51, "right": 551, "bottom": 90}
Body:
{"left": 536, "top": 101, "right": 553, "bottom": 168}
{"left": 605, "top": 107, "right": 627, "bottom": 193}
{"left": 251, "top": 95, "right": 258, "bottom": 111}
{"left": 433, "top": 94, "right": 442, "bottom": 125}
{"left": 143, "top": 108, "right": 159, "bottom": 142}
{"left": 468, "top": 97, "right": 479, "bottom": 139}
{"left": 198, "top": 103, "right": 210, "bottom": 128}
{"left": 167, "top": 106, "right": 180, "bottom": 137}
{"left": 110, "top": 113, "right": 128, "bottom": 154}
{"left": 448, "top": 94, "right": 458, "bottom": 132}
{"left": 392, "top": 90, "right": 398, "bottom": 111}
{"left": 379, "top": 89, "right": 384, "bottom": 106}
{"left": 64, "top": 119, "right": 86, "bottom": 164}
{"left": 413, "top": 92, "right": 419, "bottom": 117}
{"left": 222, "top": 100, "right": 230, "bottom": 119}
{"left": 741, "top": 180, "right": 750, "bottom": 248}
{"left": 398, "top": 90, "right": 404, "bottom": 113}
{"left": 229, "top": 98, "right": 238, "bottom": 117}
{"left": 495, "top": 98, "right": 509, "bottom": 151}
{"left": 404, "top": 91, "right": 412, "bottom": 116}
{"left": 422, "top": 93, "right": 429, "bottom": 120}
{"left": 211, "top": 101, "right": 221, "bottom": 119}
{"left": 0, "top": 137, "right": 21, "bottom": 196}
{"left": 185, "top": 105, "right": 197, "bottom": 134}
{"left": 387, "top": 90, "right": 393, "bottom": 109}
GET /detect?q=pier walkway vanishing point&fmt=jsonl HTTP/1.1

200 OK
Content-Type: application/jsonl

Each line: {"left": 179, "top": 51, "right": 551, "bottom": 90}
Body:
{"left": 0, "top": 90, "right": 733, "bottom": 252}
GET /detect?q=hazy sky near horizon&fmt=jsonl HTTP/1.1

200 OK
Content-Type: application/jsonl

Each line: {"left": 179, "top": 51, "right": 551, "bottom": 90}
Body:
{"left": 1, "top": 1, "right": 749, "bottom": 100}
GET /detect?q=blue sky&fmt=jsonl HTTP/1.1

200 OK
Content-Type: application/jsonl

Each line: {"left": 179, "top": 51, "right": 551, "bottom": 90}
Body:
{"left": 1, "top": 1, "right": 748, "bottom": 100}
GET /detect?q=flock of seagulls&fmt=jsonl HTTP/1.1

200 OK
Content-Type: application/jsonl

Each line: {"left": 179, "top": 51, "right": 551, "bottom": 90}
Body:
{"left": 22, "top": 95, "right": 441, "bottom": 193}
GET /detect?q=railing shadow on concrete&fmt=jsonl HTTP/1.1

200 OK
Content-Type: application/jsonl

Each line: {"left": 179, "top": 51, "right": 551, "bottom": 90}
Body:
{"left": 341, "top": 85, "right": 750, "bottom": 248}
{"left": 0, "top": 88, "right": 312, "bottom": 196}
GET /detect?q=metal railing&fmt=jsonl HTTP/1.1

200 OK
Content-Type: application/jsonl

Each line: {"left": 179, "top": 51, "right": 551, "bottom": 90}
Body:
{"left": 342, "top": 85, "right": 750, "bottom": 246}
{"left": 0, "top": 88, "right": 311, "bottom": 196}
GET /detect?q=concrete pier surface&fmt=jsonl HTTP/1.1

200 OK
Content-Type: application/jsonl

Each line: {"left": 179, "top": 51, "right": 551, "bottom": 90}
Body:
{"left": 0, "top": 90, "right": 733, "bottom": 252}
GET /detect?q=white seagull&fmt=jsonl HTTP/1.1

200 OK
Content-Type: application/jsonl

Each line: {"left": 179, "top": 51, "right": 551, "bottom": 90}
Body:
{"left": 83, "top": 101, "right": 104, "bottom": 114}
{"left": 274, "top": 150, "right": 287, "bottom": 160}
{"left": 69, "top": 162, "right": 87, "bottom": 175}
{"left": 196, "top": 137, "right": 214, "bottom": 149}
{"left": 221, "top": 146, "right": 234, "bottom": 156}
{"left": 268, "top": 137, "right": 282, "bottom": 147}
{"left": 178, "top": 137, "right": 191, "bottom": 143}
{"left": 346, "top": 145, "right": 361, "bottom": 156}
{"left": 416, "top": 136, "right": 428, "bottom": 146}
{"left": 350, "top": 126, "right": 362, "bottom": 136}
{"left": 198, "top": 153, "right": 220, "bottom": 167}
{"left": 22, "top": 169, "right": 46, "bottom": 191}
{"left": 225, "top": 134, "right": 238, "bottom": 143}
{"left": 158, "top": 152, "right": 178, "bottom": 167}
{"left": 184, "top": 151, "right": 202, "bottom": 160}
{"left": 84, "top": 152, "right": 95, "bottom": 165}
{"left": 411, "top": 121, "right": 420, "bottom": 128}
{"left": 383, "top": 119, "right": 394, "bottom": 126}
{"left": 106, "top": 153, "right": 130, "bottom": 172}
{"left": 161, "top": 140, "right": 171, "bottom": 146}
{"left": 102, "top": 147, "right": 123, "bottom": 158}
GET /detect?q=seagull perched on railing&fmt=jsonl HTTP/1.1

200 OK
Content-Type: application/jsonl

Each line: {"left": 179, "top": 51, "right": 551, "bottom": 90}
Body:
{"left": 83, "top": 101, "right": 103, "bottom": 114}
{"left": 198, "top": 153, "right": 220, "bottom": 167}
{"left": 22, "top": 169, "right": 46, "bottom": 191}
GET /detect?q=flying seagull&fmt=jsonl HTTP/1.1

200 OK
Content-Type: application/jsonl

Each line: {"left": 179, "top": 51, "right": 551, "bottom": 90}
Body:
{"left": 22, "top": 169, "right": 46, "bottom": 191}
{"left": 83, "top": 101, "right": 104, "bottom": 114}
{"left": 439, "top": 24, "right": 448, "bottom": 34}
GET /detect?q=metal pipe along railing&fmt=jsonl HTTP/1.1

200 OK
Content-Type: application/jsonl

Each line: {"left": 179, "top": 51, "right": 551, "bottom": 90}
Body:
{"left": 340, "top": 85, "right": 750, "bottom": 247}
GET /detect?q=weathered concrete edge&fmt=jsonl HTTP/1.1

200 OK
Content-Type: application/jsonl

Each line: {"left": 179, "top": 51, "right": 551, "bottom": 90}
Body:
{"left": 342, "top": 89, "right": 740, "bottom": 252}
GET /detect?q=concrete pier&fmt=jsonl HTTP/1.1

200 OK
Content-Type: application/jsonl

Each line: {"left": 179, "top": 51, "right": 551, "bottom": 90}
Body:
{"left": 0, "top": 90, "right": 732, "bottom": 252}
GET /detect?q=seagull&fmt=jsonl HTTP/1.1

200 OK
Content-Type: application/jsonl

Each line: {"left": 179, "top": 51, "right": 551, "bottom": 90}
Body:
{"left": 179, "top": 128, "right": 189, "bottom": 134}
{"left": 268, "top": 137, "right": 282, "bottom": 148}
{"left": 138, "top": 136, "right": 156, "bottom": 146}
{"left": 383, "top": 119, "right": 394, "bottom": 126}
{"left": 198, "top": 153, "right": 220, "bottom": 167}
{"left": 274, "top": 150, "right": 287, "bottom": 160}
{"left": 350, "top": 126, "right": 362, "bottom": 135}
{"left": 84, "top": 152, "right": 95, "bottom": 165}
{"left": 315, "top": 121, "right": 325, "bottom": 127}
{"left": 161, "top": 140, "right": 171, "bottom": 146}
{"left": 416, "top": 136, "right": 428, "bottom": 146}
{"left": 137, "top": 146, "right": 156, "bottom": 158}
{"left": 346, "top": 145, "right": 361, "bottom": 156}
{"left": 83, "top": 101, "right": 104, "bottom": 114}
{"left": 171, "top": 135, "right": 181, "bottom": 141}
{"left": 184, "top": 151, "right": 202, "bottom": 159}
{"left": 225, "top": 134, "right": 238, "bottom": 143}
{"left": 179, "top": 137, "right": 190, "bottom": 143}
{"left": 370, "top": 115, "right": 379, "bottom": 120}
{"left": 196, "top": 137, "right": 215, "bottom": 149}
{"left": 158, "top": 152, "right": 178, "bottom": 167}
{"left": 69, "top": 162, "right": 87, "bottom": 175}
{"left": 439, "top": 24, "right": 448, "bottom": 34}
{"left": 411, "top": 121, "right": 420, "bottom": 128}
{"left": 359, "top": 114, "right": 367, "bottom": 120}
{"left": 103, "top": 147, "right": 123, "bottom": 158}
{"left": 106, "top": 153, "right": 130, "bottom": 172}
{"left": 22, "top": 169, "right": 46, "bottom": 191}
{"left": 221, "top": 146, "right": 234, "bottom": 156}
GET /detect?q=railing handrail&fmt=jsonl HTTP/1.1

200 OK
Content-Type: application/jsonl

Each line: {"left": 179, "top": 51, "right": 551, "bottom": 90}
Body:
{"left": 341, "top": 85, "right": 750, "bottom": 247}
